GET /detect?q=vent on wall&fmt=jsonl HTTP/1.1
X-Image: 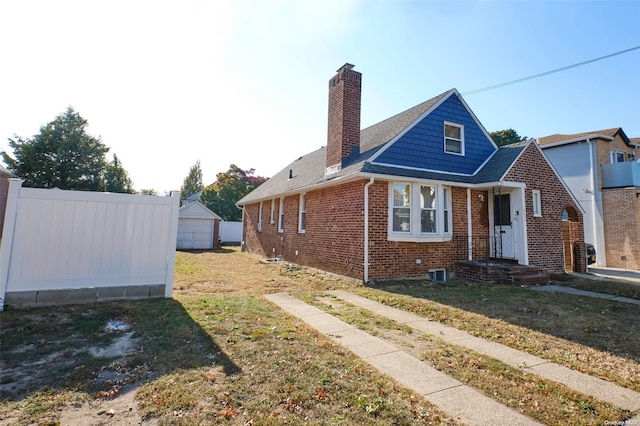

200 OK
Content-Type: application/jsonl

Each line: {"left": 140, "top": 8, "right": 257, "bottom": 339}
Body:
{"left": 428, "top": 269, "right": 447, "bottom": 282}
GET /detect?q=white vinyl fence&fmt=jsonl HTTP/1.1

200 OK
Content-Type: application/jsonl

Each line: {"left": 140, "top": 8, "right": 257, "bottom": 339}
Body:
{"left": 0, "top": 179, "right": 180, "bottom": 310}
{"left": 220, "top": 221, "right": 242, "bottom": 244}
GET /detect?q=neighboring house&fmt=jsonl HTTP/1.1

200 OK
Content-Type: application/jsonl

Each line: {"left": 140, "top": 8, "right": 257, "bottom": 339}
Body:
{"left": 177, "top": 200, "right": 222, "bottom": 250}
{"left": 183, "top": 190, "right": 203, "bottom": 206}
{"left": 237, "top": 64, "right": 585, "bottom": 283}
{"left": 538, "top": 128, "right": 640, "bottom": 270}
{"left": 0, "top": 163, "right": 13, "bottom": 240}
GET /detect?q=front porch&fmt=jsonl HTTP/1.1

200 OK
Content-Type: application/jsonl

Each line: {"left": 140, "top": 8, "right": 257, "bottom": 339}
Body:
{"left": 453, "top": 235, "right": 550, "bottom": 285}
{"left": 455, "top": 259, "right": 550, "bottom": 286}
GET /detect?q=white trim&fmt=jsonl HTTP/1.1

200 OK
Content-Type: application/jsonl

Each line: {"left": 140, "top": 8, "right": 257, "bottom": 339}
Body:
{"left": 369, "top": 161, "right": 474, "bottom": 177}
{"left": 532, "top": 190, "right": 542, "bottom": 217}
{"left": 538, "top": 134, "right": 614, "bottom": 149}
{"left": 387, "top": 181, "right": 452, "bottom": 242}
{"left": 270, "top": 198, "right": 276, "bottom": 224}
{"left": 298, "top": 193, "right": 306, "bottom": 233}
{"left": 610, "top": 150, "right": 626, "bottom": 163}
{"left": 278, "top": 197, "right": 285, "bottom": 233}
{"left": 258, "top": 201, "right": 263, "bottom": 232}
{"left": 428, "top": 268, "right": 447, "bottom": 282}
{"left": 444, "top": 121, "right": 465, "bottom": 156}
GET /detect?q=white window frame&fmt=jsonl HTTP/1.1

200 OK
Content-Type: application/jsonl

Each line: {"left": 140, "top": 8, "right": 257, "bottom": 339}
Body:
{"left": 258, "top": 201, "right": 263, "bottom": 232}
{"left": 444, "top": 122, "right": 464, "bottom": 156}
{"left": 270, "top": 198, "right": 276, "bottom": 224}
{"left": 610, "top": 150, "right": 626, "bottom": 163}
{"left": 278, "top": 197, "right": 285, "bottom": 233}
{"left": 532, "top": 190, "right": 542, "bottom": 217}
{"left": 429, "top": 269, "right": 447, "bottom": 282}
{"left": 298, "top": 193, "right": 306, "bottom": 233}
{"left": 388, "top": 182, "right": 452, "bottom": 242}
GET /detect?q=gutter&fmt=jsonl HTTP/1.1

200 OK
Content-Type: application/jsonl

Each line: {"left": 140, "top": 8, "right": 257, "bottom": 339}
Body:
{"left": 363, "top": 177, "right": 375, "bottom": 283}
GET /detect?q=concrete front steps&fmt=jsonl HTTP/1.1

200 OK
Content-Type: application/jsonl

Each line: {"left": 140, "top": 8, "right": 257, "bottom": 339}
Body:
{"left": 455, "top": 260, "right": 550, "bottom": 286}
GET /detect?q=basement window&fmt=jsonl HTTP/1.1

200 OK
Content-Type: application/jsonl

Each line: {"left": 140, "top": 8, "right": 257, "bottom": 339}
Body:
{"left": 428, "top": 269, "right": 447, "bottom": 282}
{"left": 444, "top": 122, "right": 464, "bottom": 155}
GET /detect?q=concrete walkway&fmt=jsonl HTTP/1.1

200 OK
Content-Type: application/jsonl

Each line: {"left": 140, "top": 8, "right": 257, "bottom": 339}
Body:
{"left": 586, "top": 266, "right": 640, "bottom": 284}
{"left": 531, "top": 285, "right": 640, "bottom": 305}
{"left": 265, "top": 291, "right": 640, "bottom": 425}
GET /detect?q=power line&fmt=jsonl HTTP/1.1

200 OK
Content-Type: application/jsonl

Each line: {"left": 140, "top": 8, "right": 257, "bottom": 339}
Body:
{"left": 461, "top": 44, "right": 640, "bottom": 96}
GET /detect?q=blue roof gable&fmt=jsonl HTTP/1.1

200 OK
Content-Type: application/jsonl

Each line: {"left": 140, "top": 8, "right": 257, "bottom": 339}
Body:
{"left": 370, "top": 92, "right": 497, "bottom": 175}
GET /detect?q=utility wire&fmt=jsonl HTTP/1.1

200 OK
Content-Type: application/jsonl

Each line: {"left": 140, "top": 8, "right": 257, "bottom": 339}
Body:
{"left": 461, "top": 44, "right": 640, "bottom": 96}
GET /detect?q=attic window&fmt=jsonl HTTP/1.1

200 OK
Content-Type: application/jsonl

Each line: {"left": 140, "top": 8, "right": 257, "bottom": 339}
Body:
{"left": 444, "top": 122, "right": 464, "bottom": 155}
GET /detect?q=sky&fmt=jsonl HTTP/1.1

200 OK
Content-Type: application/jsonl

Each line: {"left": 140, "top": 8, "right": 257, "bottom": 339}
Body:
{"left": 1, "top": 0, "right": 639, "bottom": 194}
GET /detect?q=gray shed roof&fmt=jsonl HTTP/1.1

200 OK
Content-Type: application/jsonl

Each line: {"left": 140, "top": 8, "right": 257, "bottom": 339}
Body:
{"left": 238, "top": 90, "right": 524, "bottom": 206}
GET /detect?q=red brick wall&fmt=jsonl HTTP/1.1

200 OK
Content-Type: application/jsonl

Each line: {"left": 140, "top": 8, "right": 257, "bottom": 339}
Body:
{"left": 503, "top": 144, "right": 585, "bottom": 273}
{"left": 602, "top": 188, "right": 640, "bottom": 270}
{"left": 243, "top": 180, "right": 490, "bottom": 281}
{"left": 326, "top": 65, "right": 361, "bottom": 169}
{"left": 243, "top": 181, "right": 367, "bottom": 280}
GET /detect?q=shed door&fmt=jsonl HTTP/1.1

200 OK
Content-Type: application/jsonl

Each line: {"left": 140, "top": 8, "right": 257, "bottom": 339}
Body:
{"left": 177, "top": 219, "right": 214, "bottom": 249}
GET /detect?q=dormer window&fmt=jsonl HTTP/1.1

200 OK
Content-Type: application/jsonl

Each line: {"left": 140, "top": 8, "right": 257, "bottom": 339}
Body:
{"left": 444, "top": 122, "right": 464, "bottom": 155}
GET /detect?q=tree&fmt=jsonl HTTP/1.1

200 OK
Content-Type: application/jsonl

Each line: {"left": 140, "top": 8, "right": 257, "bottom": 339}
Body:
{"left": 104, "top": 154, "right": 134, "bottom": 193}
{"left": 181, "top": 160, "right": 203, "bottom": 201}
{"left": 1, "top": 107, "right": 134, "bottom": 192}
{"left": 201, "top": 164, "right": 267, "bottom": 221}
{"left": 139, "top": 188, "right": 158, "bottom": 195}
{"left": 489, "top": 129, "right": 527, "bottom": 147}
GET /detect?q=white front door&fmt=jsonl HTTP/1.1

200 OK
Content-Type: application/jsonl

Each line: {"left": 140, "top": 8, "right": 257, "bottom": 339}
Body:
{"left": 494, "top": 193, "right": 515, "bottom": 258}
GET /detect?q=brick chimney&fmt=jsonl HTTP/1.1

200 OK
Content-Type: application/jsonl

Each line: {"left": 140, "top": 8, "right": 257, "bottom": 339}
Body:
{"left": 326, "top": 63, "right": 362, "bottom": 173}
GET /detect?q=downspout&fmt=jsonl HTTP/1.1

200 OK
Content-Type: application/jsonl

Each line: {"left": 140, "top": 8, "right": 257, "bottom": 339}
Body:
{"left": 363, "top": 177, "right": 375, "bottom": 283}
{"left": 467, "top": 189, "right": 473, "bottom": 260}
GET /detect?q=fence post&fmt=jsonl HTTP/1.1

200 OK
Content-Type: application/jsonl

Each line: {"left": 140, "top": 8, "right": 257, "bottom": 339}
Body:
{"left": 164, "top": 190, "right": 181, "bottom": 298}
{"left": 0, "top": 179, "right": 23, "bottom": 311}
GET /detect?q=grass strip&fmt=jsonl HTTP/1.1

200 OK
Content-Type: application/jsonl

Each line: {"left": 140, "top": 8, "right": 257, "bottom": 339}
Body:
{"left": 351, "top": 282, "right": 640, "bottom": 393}
{"left": 301, "top": 292, "right": 632, "bottom": 425}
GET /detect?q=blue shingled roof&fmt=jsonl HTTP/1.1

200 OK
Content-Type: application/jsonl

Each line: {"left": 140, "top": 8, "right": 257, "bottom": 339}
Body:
{"left": 238, "top": 90, "right": 522, "bottom": 206}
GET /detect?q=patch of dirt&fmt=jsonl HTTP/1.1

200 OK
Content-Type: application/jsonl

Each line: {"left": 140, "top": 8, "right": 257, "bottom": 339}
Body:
{"left": 59, "top": 386, "right": 157, "bottom": 426}
{"left": 0, "top": 320, "right": 151, "bottom": 425}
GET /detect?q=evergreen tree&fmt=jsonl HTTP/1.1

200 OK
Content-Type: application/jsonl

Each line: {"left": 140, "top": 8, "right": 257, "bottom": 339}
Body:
{"left": 181, "top": 160, "right": 203, "bottom": 201}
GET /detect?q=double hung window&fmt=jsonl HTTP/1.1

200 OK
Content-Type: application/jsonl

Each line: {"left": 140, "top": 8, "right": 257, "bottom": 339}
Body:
{"left": 278, "top": 197, "right": 285, "bottom": 233}
{"left": 444, "top": 122, "right": 464, "bottom": 155}
{"left": 389, "top": 182, "right": 452, "bottom": 242}
{"left": 298, "top": 193, "right": 306, "bottom": 233}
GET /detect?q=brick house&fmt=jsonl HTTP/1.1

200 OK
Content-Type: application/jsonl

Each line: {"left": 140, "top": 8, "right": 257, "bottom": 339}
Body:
{"left": 237, "top": 64, "right": 585, "bottom": 283}
{"left": 539, "top": 129, "right": 640, "bottom": 270}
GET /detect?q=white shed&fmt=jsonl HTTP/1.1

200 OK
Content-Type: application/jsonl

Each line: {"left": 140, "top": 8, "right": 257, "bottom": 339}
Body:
{"left": 177, "top": 201, "right": 222, "bottom": 249}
